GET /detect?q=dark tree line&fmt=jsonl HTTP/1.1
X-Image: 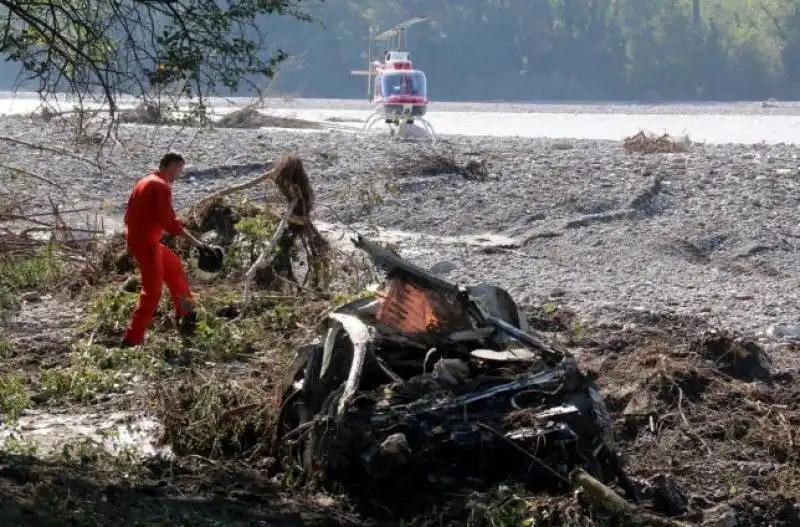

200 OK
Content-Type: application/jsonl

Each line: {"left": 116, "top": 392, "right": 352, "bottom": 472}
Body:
{"left": 266, "top": 0, "right": 800, "bottom": 101}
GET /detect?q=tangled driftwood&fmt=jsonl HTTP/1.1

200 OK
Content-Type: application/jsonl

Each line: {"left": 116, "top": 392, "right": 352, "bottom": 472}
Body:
{"left": 244, "top": 154, "right": 329, "bottom": 289}
{"left": 571, "top": 469, "right": 691, "bottom": 527}
{"left": 182, "top": 155, "right": 330, "bottom": 314}
{"left": 216, "top": 104, "right": 321, "bottom": 130}
{"left": 623, "top": 131, "right": 689, "bottom": 154}
{"left": 0, "top": 181, "right": 103, "bottom": 256}
{"left": 395, "top": 149, "right": 488, "bottom": 180}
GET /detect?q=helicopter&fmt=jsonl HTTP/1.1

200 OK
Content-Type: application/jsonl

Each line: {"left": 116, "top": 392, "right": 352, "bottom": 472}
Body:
{"left": 350, "top": 17, "right": 436, "bottom": 139}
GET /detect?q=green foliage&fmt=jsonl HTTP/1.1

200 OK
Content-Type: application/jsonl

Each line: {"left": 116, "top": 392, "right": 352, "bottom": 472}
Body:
{"left": 0, "top": 247, "right": 63, "bottom": 316}
{"left": 191, "top": 308, "right": 249, "bottom": 361}
{"left": 40, "top": 340, "right": 168, "bottom": 403}
{"left": 462, "top": 485, "right": 532, "bottom": 527}
{"left": 0, "top": 373, "right": 31, "bottom": 422}
{"left": 0, "top": 246, "right": 63, "bottom": 293}
{"left": 0, "top": 339, "right": 14, "bottom": 359}
{"left": 332, "top": 289, "right": 376, "bottom": 307}
{"left": 5, "top": 0, "right": 800, "bottom": 101}
{"left": 228, "top": 214, "right": 277, "bottom": 271}
{"left": 1, "top": 434, "right": 38, "bottom": 455}
{"left": 84, "top": 289, "right": 139, "bottom": 335}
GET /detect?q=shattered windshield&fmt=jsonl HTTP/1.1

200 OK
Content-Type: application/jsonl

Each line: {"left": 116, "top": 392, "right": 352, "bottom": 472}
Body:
{"left": 380, "top": 70, "right": 427, "bottom": 97}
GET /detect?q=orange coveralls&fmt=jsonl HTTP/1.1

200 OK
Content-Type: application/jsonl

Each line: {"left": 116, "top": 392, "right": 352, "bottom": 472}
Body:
{"left": 123, "top": 173, "right": 192, "bottom": 345}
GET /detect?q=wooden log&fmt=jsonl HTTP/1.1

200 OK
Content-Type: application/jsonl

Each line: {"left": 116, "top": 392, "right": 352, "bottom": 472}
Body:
{"left": 570, "top": 469, "right": 691, "bottom": 527}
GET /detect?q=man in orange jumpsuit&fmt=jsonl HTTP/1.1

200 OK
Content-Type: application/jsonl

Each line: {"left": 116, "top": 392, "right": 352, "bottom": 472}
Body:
{"left": 121, "top": 152, "right": 207, "bottom": 347}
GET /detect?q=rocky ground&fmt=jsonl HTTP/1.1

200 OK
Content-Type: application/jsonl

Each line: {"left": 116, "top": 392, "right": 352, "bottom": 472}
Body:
{"left": 1, "top": 113, "right": 800, "bottom": 525}
{"left": 6, "top": 115, "right": 800, "bottom": 360}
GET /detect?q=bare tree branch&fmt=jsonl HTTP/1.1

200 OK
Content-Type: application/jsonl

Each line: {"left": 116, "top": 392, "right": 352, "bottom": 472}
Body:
{"left": 0, "top": 0, "right": 317, "bottom": 123}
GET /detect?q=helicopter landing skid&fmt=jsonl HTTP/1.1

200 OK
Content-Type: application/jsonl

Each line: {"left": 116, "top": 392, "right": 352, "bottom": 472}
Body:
{"left": 363, "top": 111, "right": 436, "bottom": 141}
{"left": 363, "top": 111, "right": 384, "bottom": 132}
{"left": 393, "top": 119, "right": 437, "bottom": 141}
{"left": 415, "top": 117, "right": 436, "bottom": 139}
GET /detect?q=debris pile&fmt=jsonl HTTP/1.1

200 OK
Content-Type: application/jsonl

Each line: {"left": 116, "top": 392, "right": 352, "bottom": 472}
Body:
{"left": 395, "top": 148, "right": 488, "bottom": 180}
{"left": 623, "top": 131, "right": 689, "bottom": 154}
{"left": 118, "top": 100, "right": 168, "bottom": 125}
{"left": 216, "top": 104, "right": 321, "bottom": 129}
{"left": 0, "top": 175, "right": 102, "bottom": 256}
{"left": 276, "top": 235, "right": 667, "bottom": 517}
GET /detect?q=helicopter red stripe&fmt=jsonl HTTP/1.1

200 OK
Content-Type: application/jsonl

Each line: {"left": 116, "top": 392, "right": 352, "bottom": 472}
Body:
{"left": 383, "top": 95, "right": 428, "bottom": 104}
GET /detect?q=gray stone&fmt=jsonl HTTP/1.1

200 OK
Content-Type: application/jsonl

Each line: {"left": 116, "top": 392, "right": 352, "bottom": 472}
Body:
{"left": 20, "top": 291, "right": 41, "bottom": 303}
{"left": 379, "top": 433, "right": 412, "bottom": 467}
{"left": 702, "top": 505, "right": 738, "bottom": 527}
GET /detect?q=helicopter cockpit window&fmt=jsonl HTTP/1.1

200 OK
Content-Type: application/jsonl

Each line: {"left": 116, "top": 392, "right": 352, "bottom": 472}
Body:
{"left": 380, "top": 71, "right": 427, "bottom": 97}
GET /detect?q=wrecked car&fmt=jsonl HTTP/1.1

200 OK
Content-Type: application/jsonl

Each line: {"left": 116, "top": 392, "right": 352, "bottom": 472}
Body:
{"left": 277, "top": 235, "right": 636, "bottom": 501}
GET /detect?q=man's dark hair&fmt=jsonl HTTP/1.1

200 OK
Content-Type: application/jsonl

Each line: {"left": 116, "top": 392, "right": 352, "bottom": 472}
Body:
{"left": 159, "top": 152, "right": 185, "bottom": 171}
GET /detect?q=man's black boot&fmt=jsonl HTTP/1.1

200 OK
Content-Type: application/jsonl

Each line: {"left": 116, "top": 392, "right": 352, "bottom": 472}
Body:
{"left": 177, "top": 311, "right": 197, "bottom": 337}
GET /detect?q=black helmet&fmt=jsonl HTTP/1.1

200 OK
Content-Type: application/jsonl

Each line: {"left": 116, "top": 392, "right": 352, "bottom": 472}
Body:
{"left": 197, "top": 245, "right": 225, "bottom": 273}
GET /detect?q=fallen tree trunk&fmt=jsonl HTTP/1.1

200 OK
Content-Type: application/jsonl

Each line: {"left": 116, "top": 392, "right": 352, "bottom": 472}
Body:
{"left": 570, "top": 469, "right": 691, "bottom": 527}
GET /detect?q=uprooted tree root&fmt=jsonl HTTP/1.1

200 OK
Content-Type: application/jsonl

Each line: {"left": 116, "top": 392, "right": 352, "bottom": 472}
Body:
{"left": 182, "top": 196, "right": 264, "bottom": 249}
{"left": 118, "top": 101, "right": 167, "bottom": 125}
{"left": 623, "top": 131, "right": 690, "bottom": 154}
{"left": 117, "top": 99, "right": 208, "bottom": 127}
{"left": 395, "top": 148, "right": 489, "bottom": 180}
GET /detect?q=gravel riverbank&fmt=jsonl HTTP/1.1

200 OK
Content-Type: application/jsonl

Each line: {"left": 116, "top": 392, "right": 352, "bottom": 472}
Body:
{"left": 5, "top": 115, "right": 800, "bottom": 367}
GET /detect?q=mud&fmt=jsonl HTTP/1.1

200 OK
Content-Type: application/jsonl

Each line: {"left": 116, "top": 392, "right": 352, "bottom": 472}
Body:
{"left": 1, "top": 410, "right": 163, "bottom": 457}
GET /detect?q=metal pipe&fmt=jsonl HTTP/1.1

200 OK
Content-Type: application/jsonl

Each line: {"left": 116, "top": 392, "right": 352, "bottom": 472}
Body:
{"left": 367, "top": 25, "right": 372, "bottom": 101}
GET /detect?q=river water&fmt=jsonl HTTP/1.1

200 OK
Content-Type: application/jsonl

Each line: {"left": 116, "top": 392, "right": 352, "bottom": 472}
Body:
{"left": 2, "top": 91, "right": 800, "bottom": 144}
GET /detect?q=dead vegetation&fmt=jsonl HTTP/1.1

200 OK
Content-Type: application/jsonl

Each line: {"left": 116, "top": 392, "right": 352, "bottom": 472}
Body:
{"left": 0, "top": 174, "right": 103, "bottom": 257}
{"left": 216, "top": 104, "right": 321, "bottom": 130}
{"left": 623, "top": 131, "right": 690, "bottom": 154}
{"left": 117, "top": 100, "right": 210, "bottom": 127}
{"left": 116, "top": 99, "right": 322, "bottom": 130}
{"left": 0, "top": 162, "right": 110, "bottom": 313}
{"left": 571, "top": 318, "right": 800, "bottom": 526}
{"left": 395, "top": 148, "right": 489, "bottom": 180}
{"left": 154, "top": 369, "right": 284, "bottom": 460}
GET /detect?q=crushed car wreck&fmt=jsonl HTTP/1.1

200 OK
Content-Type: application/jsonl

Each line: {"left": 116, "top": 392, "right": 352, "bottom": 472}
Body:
{"left": 277, "top": 235, "right": 637, "bottom": 503}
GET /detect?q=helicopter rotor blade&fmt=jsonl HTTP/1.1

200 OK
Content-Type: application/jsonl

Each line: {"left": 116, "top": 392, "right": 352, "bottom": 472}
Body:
{"left": 373, "top": 17, "right": 428, "bottom": 41}
{"left": 395, "top": 17, "right": 428, "bottom": 30}
{"left": 373, "top": 28, "right": 399, "bottom": 41}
